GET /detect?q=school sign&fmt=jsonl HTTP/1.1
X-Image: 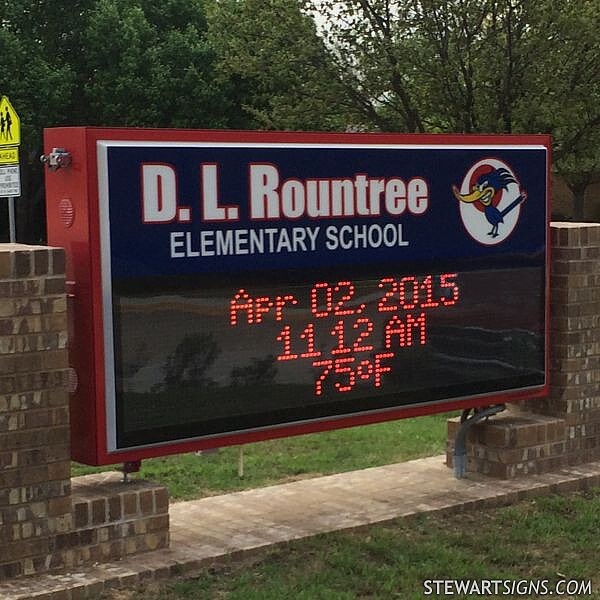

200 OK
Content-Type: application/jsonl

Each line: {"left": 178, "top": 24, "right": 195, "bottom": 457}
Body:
{"left": 44, "top": 128, "right": 550, "bottom": 465}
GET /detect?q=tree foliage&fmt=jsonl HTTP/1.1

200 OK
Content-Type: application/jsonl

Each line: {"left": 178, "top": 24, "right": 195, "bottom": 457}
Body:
{"left": 207, "top": 0, "right": 357, "bottom": 131}
{"left": 80, "top": 0, "right": 234, "bottom": 128}
{"left": 305, "top": 0, "right": 600, "bottom": 218}
{"left": 0, "top": 0, "right": 78, "bottom": 240}
{"left": 0, "top": 0, "right": 244, "bottom": 241}
{"left": 518, "top": 1, "right": 600, "bottom": 217}
{"left": 0, "top": 0, "right": 358, "bottom": 240}
{"left": 1, "top": 0, "right": 599, "bottom": 237}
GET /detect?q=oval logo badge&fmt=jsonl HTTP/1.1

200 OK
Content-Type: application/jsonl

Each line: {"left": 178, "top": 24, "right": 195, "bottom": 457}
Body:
{"left": 452, "top": 159, "right": 527, "bottom": 245}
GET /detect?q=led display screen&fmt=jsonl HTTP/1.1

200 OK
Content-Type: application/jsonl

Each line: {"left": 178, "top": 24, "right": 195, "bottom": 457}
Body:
{"left": 96, "top": 139, "right": 548, "bottom": 452}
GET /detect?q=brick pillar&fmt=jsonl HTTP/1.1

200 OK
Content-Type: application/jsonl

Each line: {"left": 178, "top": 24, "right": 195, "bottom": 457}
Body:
{"left": 0, "top": 244, "right": 169, "bottom": 581}
{"left": 447, "top": 222, "right": 600, "bottom": 477}
{"left": 527, "top": 222, "right": 600, "bottom": 464}
{"left": 0, "top": 244, "right": 71, "bottom": 578}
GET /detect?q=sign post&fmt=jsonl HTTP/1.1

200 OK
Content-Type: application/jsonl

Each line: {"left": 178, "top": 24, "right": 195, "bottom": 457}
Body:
{"left": 43, "top": 127, "right": 550, "bottom": 466}
{"left": 0, "top": 95, "right": 21, "bottom": 242}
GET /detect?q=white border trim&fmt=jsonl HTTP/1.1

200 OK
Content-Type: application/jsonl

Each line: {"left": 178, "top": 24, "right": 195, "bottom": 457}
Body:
{"left": 97, "top": 142, "right": 119, "bottom": 452}
{"left": 99, "top": 140, "right": 547, "bottom": 151}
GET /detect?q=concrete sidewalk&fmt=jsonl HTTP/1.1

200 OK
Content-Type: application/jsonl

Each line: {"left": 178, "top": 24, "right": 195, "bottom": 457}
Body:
{"left": 2, "top": 455, "right": 600, "bottom": 599}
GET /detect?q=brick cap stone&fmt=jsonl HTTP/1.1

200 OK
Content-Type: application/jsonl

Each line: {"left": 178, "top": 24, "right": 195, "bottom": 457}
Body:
{"left": 550, "top": 222, "right": 600, "bottom": 229}
{"left": 71, "top": 472, "right": 168, "bottom": 500}
{"left": 0, "top": 244, "right": 63, "bottom": 251}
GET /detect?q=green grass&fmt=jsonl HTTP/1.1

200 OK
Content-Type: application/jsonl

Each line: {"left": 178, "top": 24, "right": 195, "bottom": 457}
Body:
{"left": 72, "top": 413, "right": 450, "bottom": 500}
{"left": 102, "top": 488, "right": 600, "bottom": 600}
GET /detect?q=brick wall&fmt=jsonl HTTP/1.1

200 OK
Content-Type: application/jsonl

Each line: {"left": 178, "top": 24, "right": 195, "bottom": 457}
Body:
{"left": 67, "top": 473, "right": 170, "bottom": 566}
{"left": 0, "top": 244, "right": 169, "bottom": 581}
{"left": 447, "top": 222, "right": 600, "bottom": 477}
{"left": 446, "top": 413, "right": 568, "bottom": 478}
{"left": 532, "top": 222, "right": 600, "bottom": 463}
{"left": 0, "top": 245, "right": 71, "bottom": 578}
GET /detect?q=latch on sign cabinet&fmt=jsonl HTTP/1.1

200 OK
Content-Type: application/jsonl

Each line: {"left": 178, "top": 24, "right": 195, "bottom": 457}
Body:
{"left": 40, "top": 147, "right": 72, "bottom": 171}
{"left": 66, "top": 281, "right": 76, "bottom": 299}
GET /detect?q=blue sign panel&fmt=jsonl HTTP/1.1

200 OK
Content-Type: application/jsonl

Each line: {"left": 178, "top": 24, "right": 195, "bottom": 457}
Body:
{"left": 97, "top": 138, "right": 548, "bottom": 452}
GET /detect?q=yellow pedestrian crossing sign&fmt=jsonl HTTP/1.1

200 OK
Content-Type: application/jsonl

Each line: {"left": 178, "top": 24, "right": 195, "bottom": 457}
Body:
{"left": 0, "top": 96, "right": 20, "bottom": 147}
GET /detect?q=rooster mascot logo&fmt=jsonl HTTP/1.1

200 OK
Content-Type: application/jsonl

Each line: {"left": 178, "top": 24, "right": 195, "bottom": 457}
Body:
{"left": 453, "top": 159, "right": 526, "bottom": 245}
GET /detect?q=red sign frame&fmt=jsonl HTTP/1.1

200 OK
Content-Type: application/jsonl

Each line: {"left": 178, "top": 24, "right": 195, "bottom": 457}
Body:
{"left": 44, "top": 127, "right": 550, "bottom": 465}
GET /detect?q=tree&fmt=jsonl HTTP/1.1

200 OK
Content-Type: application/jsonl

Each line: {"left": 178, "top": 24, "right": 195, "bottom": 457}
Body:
{"left": 516, "top": 1, "right": 600, "bottom": 219}
{"left": 1, "top": 0, "right": 360, "bottom": 241}
{"left": 81, "top": 0, "right": 235, "bottom": 128}
{"left": 0, "top": 0, "right": 241, "bottom": 242}
{"left": 207, "top": 0, "right": 359, "bottom": 131}
{"left": 305, "top": 0, "right": 600, "bottom": 219}
{"left": 0, "top": 7, "right": 77, "bottom": 241}
{"left": 3, "top": 0, "right": 598, "bottom": 233}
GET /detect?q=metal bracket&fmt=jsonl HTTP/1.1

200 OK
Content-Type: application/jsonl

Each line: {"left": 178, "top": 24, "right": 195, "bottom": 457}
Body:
{"left": 453, "top": 404, "right": 506, "bottom": 479}
{"left": 40, "top": 147, "right": 72, "bottom": 171}
{"left": 121, "top": 460, "right": 142, "bottom": 484}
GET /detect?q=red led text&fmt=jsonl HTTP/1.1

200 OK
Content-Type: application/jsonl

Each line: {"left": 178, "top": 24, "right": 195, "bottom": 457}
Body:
{"left": 229, "top": 273, "right": 459, "bottom": 396}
